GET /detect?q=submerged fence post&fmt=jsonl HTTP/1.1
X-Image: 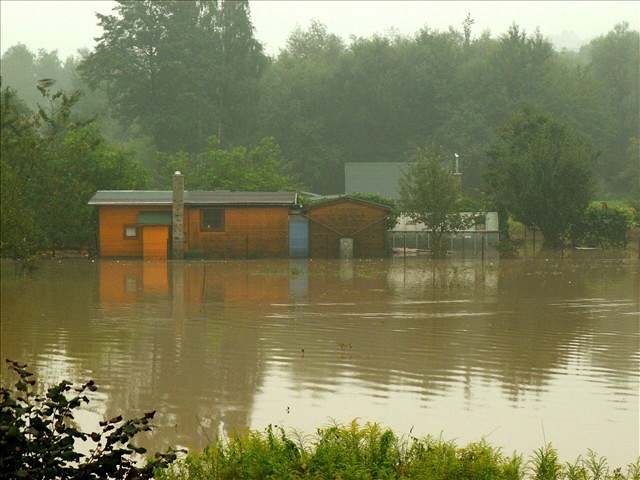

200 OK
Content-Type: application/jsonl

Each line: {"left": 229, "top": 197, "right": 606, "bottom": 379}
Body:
{"left": 403, "top": 232, "right": 407, "bottom": 258}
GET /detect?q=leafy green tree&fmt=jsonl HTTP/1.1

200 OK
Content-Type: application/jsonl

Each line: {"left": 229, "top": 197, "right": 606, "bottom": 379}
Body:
{"left": 80, "top": 0, "right": 266, "bottom": 153}
{"left": 582, "top": 23, "right": 639, "bottom": 195}
{"left": 570, "top": 205, "right": 632, "bottom": 249}
{"left": 258, "top": 21, "right": 346, "bottom": 194}
{"left": 0, "top": 87, "right": 43, "bottom": 260}
{"left": 487, "top": 108, "right": 596, "bottom": 249}
{"left": 0, "top": 45, "right": 77, "bottom": 110}
{"left": 0, "top": 83, "right": 147, "bottom": 256}
{"left": 0, "top": 44, "right": 38, "bottom": 108}
{"left": 624, "top": 138, "right": 640, "bottom": 200}
{"left": 399, "top": 147, "right": 474, "bottom": 258}
{"left": 157, "top": 136, "right": 297, "bottom": 191}
{"left": 35, "top": 85, "right": 147, "bottom": 250}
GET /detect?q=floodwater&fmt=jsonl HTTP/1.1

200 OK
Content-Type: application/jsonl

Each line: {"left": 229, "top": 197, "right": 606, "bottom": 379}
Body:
{"left": 1, "top": 257, "right": 639, "bottom": 465}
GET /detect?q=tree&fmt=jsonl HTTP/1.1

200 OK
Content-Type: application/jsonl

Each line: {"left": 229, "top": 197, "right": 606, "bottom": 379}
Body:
{"left": 0, "top": 45, "right": 77, "bottom": 111}
{"left": 0, "top": 83, "right": 147, "bottom": 256}
{"left": 80, "top": 0, "right": 266, "bottom": 153}
{"left": 399, "top": 147, "right": 475, "bottom": 258}
{"left": 583, "top": 23, "right": 640, "bottom": 195}
{"left": 258, "top": 21, "right": 346, "bottom": 193}
{"left": 487, "top": 108, "right": 595, "bottom": 249}
{"left": 0, "top": 88, "right": 41, "bottom": 260}
{"left": 0, "top": 44, "right": 38, "bottom": 108}
{"left": 156, "top": 136, "right": 298, "bottom": 191}
{"left": 0, "top": 87, "right": 43, "bottom": 260}
{"left": 37, "top": 85, "right": 148, "bottom": 250}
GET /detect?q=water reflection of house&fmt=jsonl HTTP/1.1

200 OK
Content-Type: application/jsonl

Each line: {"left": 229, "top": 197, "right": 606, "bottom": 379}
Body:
{"left": 99, "top": 260, "right": 290, "bottom": 305}
{"left": 183, "top": 262, "right": 289, "bottom": 304}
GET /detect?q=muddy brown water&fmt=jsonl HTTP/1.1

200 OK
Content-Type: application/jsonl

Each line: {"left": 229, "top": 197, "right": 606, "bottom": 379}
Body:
{"left": 1, "top": 257, "right": 638, "bottom": 464}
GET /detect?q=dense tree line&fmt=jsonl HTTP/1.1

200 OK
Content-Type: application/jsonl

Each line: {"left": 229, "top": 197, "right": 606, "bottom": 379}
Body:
{"left": 1, "top": 2, "right": 637, "bottom": 198}
{"left": 0, "top": 1, "right": 638, "bottom": 256}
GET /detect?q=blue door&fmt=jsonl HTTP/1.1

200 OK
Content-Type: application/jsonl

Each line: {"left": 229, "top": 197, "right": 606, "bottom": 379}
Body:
{"left": 289, "top": 215, "right": 309, "bottom": 258}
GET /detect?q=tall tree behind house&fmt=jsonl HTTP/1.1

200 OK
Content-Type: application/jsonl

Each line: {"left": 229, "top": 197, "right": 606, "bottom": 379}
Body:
{"left": 80, "top": 0, "right": 266, "bottom": 153}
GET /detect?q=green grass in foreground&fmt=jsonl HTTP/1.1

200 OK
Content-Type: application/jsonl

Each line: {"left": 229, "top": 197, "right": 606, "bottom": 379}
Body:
{"left": 155, "top": 421, "right": 640, "bottom": 480}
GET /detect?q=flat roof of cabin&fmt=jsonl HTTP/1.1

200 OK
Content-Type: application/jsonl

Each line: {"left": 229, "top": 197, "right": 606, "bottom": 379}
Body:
{"left": 88, "top": 190, "right": 298, "bottom": 206}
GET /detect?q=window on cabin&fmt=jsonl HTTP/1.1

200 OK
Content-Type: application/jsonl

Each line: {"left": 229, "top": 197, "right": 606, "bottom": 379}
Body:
{"left": 201, "top": 208, "right": 225, "bottom": 231}
{"left": 124, "top": 225, "right": 138, "bottom": 239}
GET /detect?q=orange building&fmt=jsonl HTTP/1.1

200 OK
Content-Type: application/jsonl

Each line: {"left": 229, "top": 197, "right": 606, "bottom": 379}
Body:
{"left": 89, "top": 189, "right": 298, "bottom": 259}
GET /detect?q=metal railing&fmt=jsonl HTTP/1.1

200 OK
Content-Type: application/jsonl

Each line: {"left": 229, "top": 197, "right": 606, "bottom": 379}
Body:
{"left": 388, "top": 231, "right": 499, "bottom": 258}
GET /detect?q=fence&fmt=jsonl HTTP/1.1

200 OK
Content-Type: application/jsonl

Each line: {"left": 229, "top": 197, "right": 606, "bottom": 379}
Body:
{"left": 509, "top": 223, "right": 544, "bottom": 256}
{"left": 388, "top": 230, "right": 499, "bottom": 258}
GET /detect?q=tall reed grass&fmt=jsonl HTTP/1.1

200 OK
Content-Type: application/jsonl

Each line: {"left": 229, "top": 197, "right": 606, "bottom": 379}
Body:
{"left": 155, "top": 421, "right": 640, "bottom": 480}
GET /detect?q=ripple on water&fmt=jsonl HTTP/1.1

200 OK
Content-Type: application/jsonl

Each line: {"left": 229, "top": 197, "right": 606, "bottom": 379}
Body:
{"left": 1, "top": 258, "right": 638, "bottom": 465}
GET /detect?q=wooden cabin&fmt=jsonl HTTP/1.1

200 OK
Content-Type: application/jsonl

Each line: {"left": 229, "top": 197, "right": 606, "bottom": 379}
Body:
{"left": 89, "top": 173, "right": 392, "bottom": 260}
{"left": 89, "top": 187, "right": 298, "bottom": 259}
{"left": 302, "top": 197, "right": 391, "bottom": 258}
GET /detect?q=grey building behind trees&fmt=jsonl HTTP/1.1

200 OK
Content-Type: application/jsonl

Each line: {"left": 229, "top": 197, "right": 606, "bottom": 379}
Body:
{"left": 344, "top": 162, "right": 409, "bottom": 200}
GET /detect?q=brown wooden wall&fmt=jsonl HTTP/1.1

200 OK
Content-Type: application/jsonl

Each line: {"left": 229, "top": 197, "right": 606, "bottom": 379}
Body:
{"left": 305, "top": 199, "right": 389, "bottom": 258}
{"left": 98, "top": 205, "right": 290, "bottom": 258}
{"left": 98, "top": 206, "right": 170, "bottom": 257}
{"left": 185, "top": 206, "right": 289, "bottom": 258}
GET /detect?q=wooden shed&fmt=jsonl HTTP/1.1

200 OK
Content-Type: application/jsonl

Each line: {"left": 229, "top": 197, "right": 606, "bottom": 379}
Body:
{"left": 303, "top": 197, "right": 391, "bottom": 258}
{"left": 89, "top": 190, "right": 298, "bottom": 259}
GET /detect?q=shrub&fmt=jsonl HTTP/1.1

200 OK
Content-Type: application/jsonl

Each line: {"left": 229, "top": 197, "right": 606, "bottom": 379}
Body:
{"left": 627, "top": 199, "right": 640, "bottom": 227}
{"left": 570, "top": 205, "right": 632, "bottom": 248}
{"left": 156, "top": 421, "right": 640, "bottom": 480}
{"left": 0, "top": 359, "right": 179, "bottom": 479}
{"left": 496, "top": 238, "right": 520, "bottom": 258}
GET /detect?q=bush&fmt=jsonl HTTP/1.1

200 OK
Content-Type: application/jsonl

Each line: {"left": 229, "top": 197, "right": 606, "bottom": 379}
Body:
{"left": 0, "top": 359, "right": 179, "bottom": 479}
{"left": 156, "top": 421, "right": 640, "bottom": 480}
{"left": 495, "top": 238, "right": 520, "bottom": 258}
{"left": 570, "top": 205, "right": 633, "bottom": 248}
{"left": 627, "top": 199, "right": 640, "bottom": 227}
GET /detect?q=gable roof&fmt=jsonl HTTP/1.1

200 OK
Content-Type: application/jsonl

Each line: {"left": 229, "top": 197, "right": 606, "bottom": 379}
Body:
{"left": 302, "top": 195, "right": 391, "bottom": 212}
{"left": 88, "top": 190, "right": 298, "bottom": 206}
{"left": 345, "top": 162, "right": 410, "bottom": 200}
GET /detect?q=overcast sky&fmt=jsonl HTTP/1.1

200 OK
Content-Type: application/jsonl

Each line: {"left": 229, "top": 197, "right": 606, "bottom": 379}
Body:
{"left": 1, "top": 1, "right": 638, "bottom": 59}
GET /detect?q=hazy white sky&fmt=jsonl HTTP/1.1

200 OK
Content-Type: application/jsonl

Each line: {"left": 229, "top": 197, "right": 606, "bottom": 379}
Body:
{"left": 1, "top": 1, "right": 638, "bottom": 58}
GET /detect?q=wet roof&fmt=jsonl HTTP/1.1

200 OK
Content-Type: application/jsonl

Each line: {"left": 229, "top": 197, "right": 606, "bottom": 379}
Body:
{"left": 88, "top": 190, "right": 298, "bottom": 206}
